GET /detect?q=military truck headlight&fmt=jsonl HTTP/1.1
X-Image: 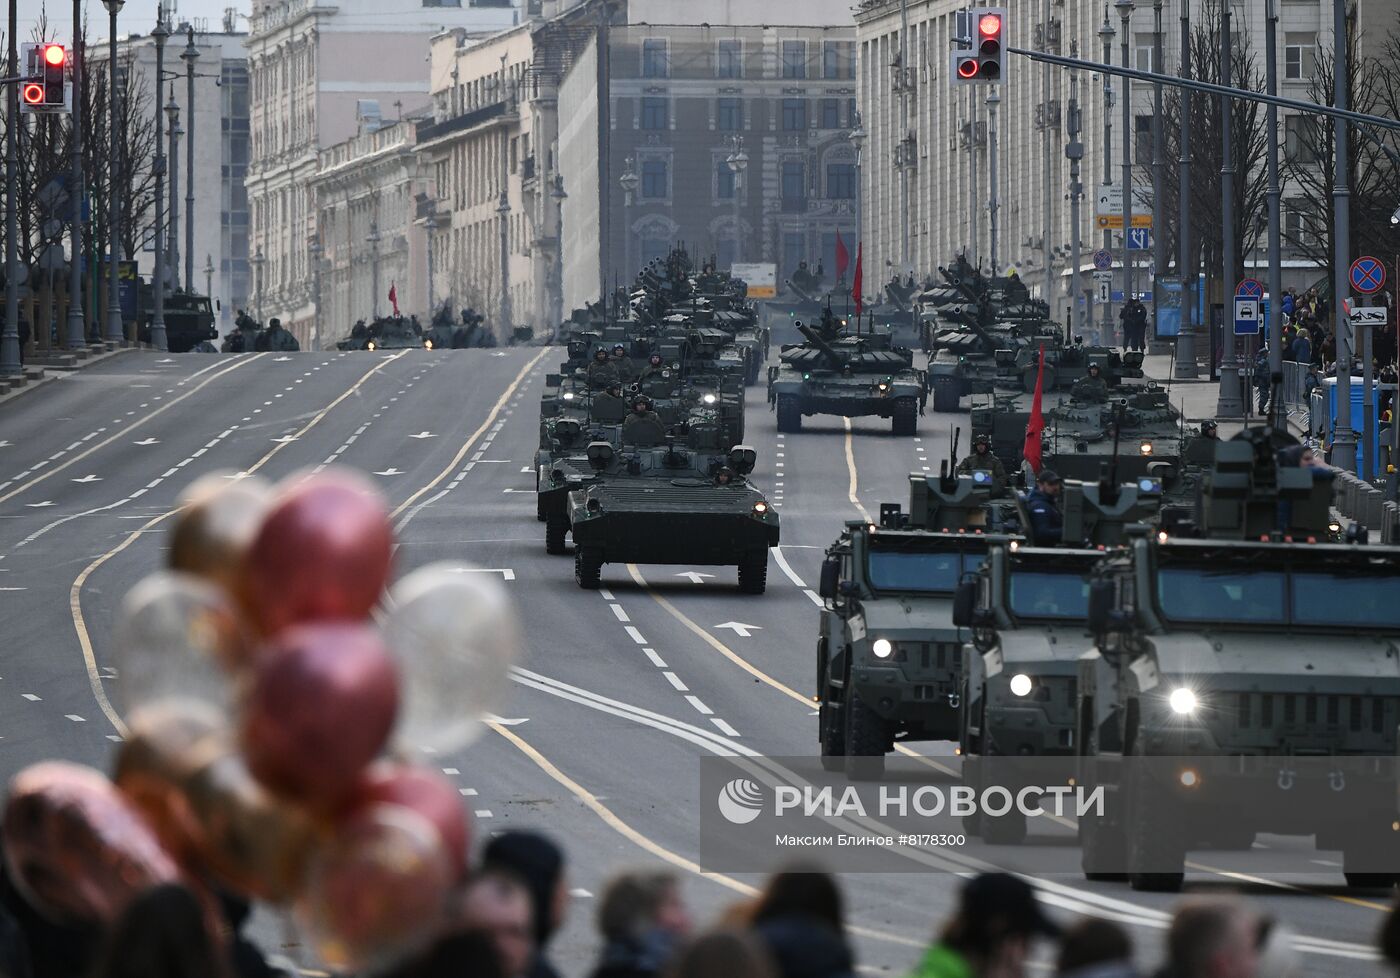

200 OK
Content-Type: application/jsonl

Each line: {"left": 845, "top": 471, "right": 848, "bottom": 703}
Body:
{"left": 877, "top": 382, "right": 890, "bottom": 392}
{"left": 703, "top": 393, "right": 717, "bottom": 404}
{"left": 752, "top": 501, "right": 769, "bottom": 515}
{"left": 1139, "top": 442, "right": 1153, "bottom": 456}
{"left": 803, "top": 372, "right": 811, "bottom": 380}
{"left": 424, "top": 338, "right": 434, "bottom": 350}
{"left": 1009, "top": 674, "right": 1033, "bottom": 697}
{"left": 367, "top": 340, "right": 377, "bottom": 351}
{"left": 871, "top": 638, "right": 894, "bottom": 659}
{"left": 1168, "top": 687, "right": 1198, "bottom": 715}
{"left": 563, "top": 392, "right": 575, "bottom": 401}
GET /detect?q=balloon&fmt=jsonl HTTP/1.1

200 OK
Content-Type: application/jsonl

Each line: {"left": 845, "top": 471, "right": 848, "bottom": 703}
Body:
{"left": 168, "top": 472, "right": 273, "bottom": 601}
{"left": 240, "top": 623, "right": 399, "bottom": 811}
{"left": 2, "top": 761, "right": 182, "bottom": 926}
{"left": 241, "top": 469, "right": 393, "bottom": 636}
{"left": 296, "top": 804, "right": 453, "bottom": 971}
{"left": 384, "top": 562, "right": 521, "bottom": 752}
{"left": 354, "top": 763, "right": 471, "bottom": 880}
{"left": 111, "top": 571, "right": 249, "bottom": 720}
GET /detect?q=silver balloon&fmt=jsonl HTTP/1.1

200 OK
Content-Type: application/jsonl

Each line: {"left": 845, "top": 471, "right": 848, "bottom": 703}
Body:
{"left": 111, "top": 570, "right": 250, "bottom": 721}
{"left": 384, "top": 562, "right": 521, "bottom": 752}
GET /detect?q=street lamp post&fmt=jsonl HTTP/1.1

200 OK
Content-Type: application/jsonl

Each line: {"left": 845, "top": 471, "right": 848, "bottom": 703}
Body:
{"left": 250, "top": 246, "right": 264, "bottom": 324}
{"left": 1099, "top": 10, "right": 1115, "bottom": 347}
{"left": 850, "top": 115, "right": 866, "bottom": 289}
{"left": 1173, "top": 0, "right": 1197, "bottom": 377}
{"left": 1151, "top": 0, "right": 1166, "bottom": 346}
{"left": 550, "top": 175, "right": 567, "bottom": 332}
{"left": 308, "top": 237, "right": 322, "bottom": 352}
{"left": 166, "top": 89, "right": 181, "bottom": 293}
{"left": 1330, "top": 0, "right": 1357, "bottom": 472}
{"left": 727, "top": 135, "right": 748, "bottom": 268}
{"left": 1117, "top": 0, "right": 1134, "bottom": 306}
{"left": 149, "top": 13, "right": 169, "bottom": 352}
{"left": 619, "top": 157, "right": 639, "bottom": 283}
{"left": 367, "top": 223, "right": 381, "bottom": 319}
{"left": 987, "top": 90, "right": 1001, "bottom": 276}
{"left": 103, "top": 0, "right": 126, "bottom": 345}
{"left": 1215, "top": 2, "right": 1244, "bottom": 417}
{"left": 1265, "top": 0, "right": 1284, "bottom": 428}
{"left": 424, "top": 215, "right": 437, "bottom": 314}
{"left": 66, "top": 0, "right": 86, "bottom": 348}
{"left": 1066, "top": 49, "right": 1084, "bottom": 333}
{"left": 203, "top": 253, "right": 213, "bottom": 302}
{"left": 181, "top": 26, "right": 198, "bottom": 293}
{"left": 2, "top": 0, "right": 18, "bottom": 374}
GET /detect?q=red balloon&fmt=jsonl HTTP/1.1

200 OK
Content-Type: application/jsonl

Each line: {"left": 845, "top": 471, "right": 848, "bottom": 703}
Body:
{"left": 242, "top": 469, "right": 393, "bottom": 636}
{"left": 355, "top": 763, "right": 471, "bottom": 879}
{"left": 241, "top": 624, "right": 399, "bottom": 811}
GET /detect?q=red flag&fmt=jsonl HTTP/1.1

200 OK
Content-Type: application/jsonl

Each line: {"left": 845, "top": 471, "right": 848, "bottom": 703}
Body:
{"left": 852, "top": 243, "right": 864, "bottom": 318}
{"left": 388, "top": 282, "right": 400, "bottom": 317}
{"left": 835, "top": 231, "right": 850, "bottom": 281}
{"left": 1023, "top": 344, "right": 1047, "bottom": 475}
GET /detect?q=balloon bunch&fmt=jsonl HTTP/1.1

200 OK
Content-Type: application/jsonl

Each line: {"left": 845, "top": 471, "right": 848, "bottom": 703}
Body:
{"left": 2, "top": 468, "right": 522, "bottom": 971}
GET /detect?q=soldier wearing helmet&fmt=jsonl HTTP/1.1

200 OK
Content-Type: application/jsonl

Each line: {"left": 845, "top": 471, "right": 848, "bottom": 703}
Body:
{"left": 956, "top": 432, "right": 1008, "bottom": 490}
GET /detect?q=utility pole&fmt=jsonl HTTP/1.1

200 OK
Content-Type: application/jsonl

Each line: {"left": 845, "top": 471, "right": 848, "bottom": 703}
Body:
{"left": 969, "top": 89, "right": 979, "bottom": 268}
{"left": 988, "top": 90, "right": 1000, "bottom": 275}
{"left": 1216, "top": 3, "right": 1244, "bottom": 417}
{"left": 150, "top": 12, "right": 169, "bottom": 352}
{"left": 2, "top": 0, "right": 19, "bottom": 375}
{"left": 1151, "top": 0, "right": 1165, "bottom": 345}
{"left": 1331, "top": 0, "right": 1356, "bottom": 472}
{"left": 182, "top": 26, "right": 198, "bottom": 294}
{"left": 1265, "top": 0, "right": 1283, "bottom": 428}
{"left": 1117, "top": 0, "right": 1134, "bottom": 306}
{"left": 103, "top": 0, "right": 125, "bottom": 346}
{"left": 1041, "top": 0, "right": 1053, "bottom": 305}
{"left": 899, "top": 0, "right": 910, "bottom": 280}
{"left": 498, "top": 108, "right": 512, "bottom": 336}
{"left": 1067, "top": 48, "right": 1083, "bottom": 332}
{"left": 1173, "top": 0, "right": 1197, "bottom": 377}
{"left": 166, "top": 88, "right": 181, "bottom": 293}
{"left": 1099, "top": 9, "right": 1115, "bottom": 346}
{"left": 66, "top": 0, "right": 86, "bottom": 348}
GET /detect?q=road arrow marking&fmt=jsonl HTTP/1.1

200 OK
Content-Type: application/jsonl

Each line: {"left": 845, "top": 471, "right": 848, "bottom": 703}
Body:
{"left": 409, "top": 431, "right": 436, "bottom": 439}
{"left": 270, "top": 436, "right": 298, "bottom": 443}
{"left": 25, "top": 501, "right": 56, "bottom": 508}
{"left": 133, "top": 438, "right": 159, "bottom": 445}
{"left": 374, "top": 467, "right": 404, "bottom": 476}
{"left": 71, "top": 475, "right": 102, "bottom": 483}
{"left": 675, "top": 571, "right": 715, "bottom": 584}
{"left": 273, "top": 356, "right": 293, "bottom": 362}
{"left": 0, "top": 441, "right": 11, "bottom": 448}
{"left": 446, "top": 567, "right": 516, "bottom": 581}
{"left": 156, "top": 358, "right": 175, "bottom": 363}
{"left": 714, "top": 621, "right": 762, "bottom": 638}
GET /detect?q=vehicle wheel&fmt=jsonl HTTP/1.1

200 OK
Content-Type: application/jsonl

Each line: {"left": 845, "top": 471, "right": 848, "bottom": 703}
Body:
{"left": 843, "top": 691, "right": 890, "bottom": 781}
{"left": 982, "top": 808, "right": 1028, "bottom": 846}
{"left": 819, "top": 697, "right": 845, "bottom": 772}
{"left": 1127, "top": 764, "right": 1185, "bottom": 892}
{"left": 931, "top": 379, "right": 960, "bottom": 413}
{"left": 891, "top": 397, "right": 918, "bottom": 436}
{"left": 737, "top": 550, "right": 768, "bottom": 594}
{"left": 545, "top": 513, "right": 569, "bottom": 555}
{"left": 536, "top": 500, "right": 546, "bottom": 522}
{"left": 1343, "top": 871, "right": 1397, "bottom": 890}
{"left": 574, "top": 547, "right": 603, "bottom": 589}
{"left": 776, "top": 395, "right": 802, "bottom": 433}
{"left": 1344, "top": 835, "right": 1400, "bottom": 889}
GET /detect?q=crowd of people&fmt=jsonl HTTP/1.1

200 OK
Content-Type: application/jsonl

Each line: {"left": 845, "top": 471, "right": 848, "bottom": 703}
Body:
{"left": 12, "top": 820, "right": 1400, "bottom": 978}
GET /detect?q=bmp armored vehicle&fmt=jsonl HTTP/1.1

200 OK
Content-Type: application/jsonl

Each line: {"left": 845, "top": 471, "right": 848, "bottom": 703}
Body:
{"left": 567, "top": 442, "right": 779, "bottom": 593}
{"left": 815, "top": 466, "right": 1029, "bottom": 780}
{"left": 1077, "top": 427, "right": 1400, "bottom": 891}
{"left": 767, "top": 312, "right": 926, "bottom": 436}
{"left": 954, "top": 476, "right": 1165, "bottom": 844}
{"left": 1043, "top": 385, "right": 1184, "bottom": 483}
{"left": 337, "top": 315, "right": 432, "bottom": 351}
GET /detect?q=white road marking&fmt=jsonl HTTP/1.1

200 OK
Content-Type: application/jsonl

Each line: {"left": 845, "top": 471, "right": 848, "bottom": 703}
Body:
{"left": 445, "top": 567, "right": 516, "bottom": 581}
{"left": 624, "top": 626, "right": 647, "bottom": 645}
{"left": 610, "top": 604, "right": 630, "bottom": 623}
{"left": 711, "top": 718, "right": 741, "bottom": 737}
{"left": 474, "top": 810, "right": 493, "bottom": 818}
{"left": 373, "top": 468, "right": 404, "bottom": 476}
{"left": 24, "top": 501, "right": 55, "bottom": 508}
{"left": 65, "top": 714, "right": 85, "bottom": 722}
{"left": 675, "top": 571, "right": 714, "bottom": 584}
{"left": 685, "top": 695, "right": 713, "bottom": 715}
{"left": 21, "top": 693, "right": 41, "bottom": 701}
{"left": 663, "top": 672, "right": 688, "bottom": 692}
{"left": 714, "top": 621, "right": 762, "bottom": 638}
{"left": 459, "top": 788, "right": 478, "bottom": 796}
{"left": 643, "top": 648, "right": 667, "bottom": 668}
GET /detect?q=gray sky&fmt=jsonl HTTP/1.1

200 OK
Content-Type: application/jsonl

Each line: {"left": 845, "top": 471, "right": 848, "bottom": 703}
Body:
{"left": 21, "top": 0, "right": 249, "bottom": 45}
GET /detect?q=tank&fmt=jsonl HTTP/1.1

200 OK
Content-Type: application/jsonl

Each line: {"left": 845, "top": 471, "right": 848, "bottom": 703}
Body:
{"left": 567, "top": 441, "right": 779, "bottom": 592}
{"left": 139, "top": 289, "right": 218, "bottom": 353}
{"left": 766, "top": 309, "right": 927, "bottom": 436}
{"left": 337, "top": 315, "right": 431, "bottom": 351}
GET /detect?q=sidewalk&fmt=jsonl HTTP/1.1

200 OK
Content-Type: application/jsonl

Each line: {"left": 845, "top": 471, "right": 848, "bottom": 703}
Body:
{"left": 0, "top": 343, "right": 140, "bottom": 407}
{"left": 1138, "top": 350, "right": 1301, "bottom": 438}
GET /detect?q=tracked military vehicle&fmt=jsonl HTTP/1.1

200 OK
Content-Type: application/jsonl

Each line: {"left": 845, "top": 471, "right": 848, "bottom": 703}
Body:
{"left": 953, "top": 475, "right": 1164, "bottom": 844}
{"left": 1044, "top": 384, "right": 1184, "bottom": 483}
{"left": 1076, "top": 426, "right": 1400, "bottom": 891}
{"left": 767, "top": 311, "right": 926, "bottom": 436}
{"left": 815, "top": 463, "right": 1030, "bottom": 780}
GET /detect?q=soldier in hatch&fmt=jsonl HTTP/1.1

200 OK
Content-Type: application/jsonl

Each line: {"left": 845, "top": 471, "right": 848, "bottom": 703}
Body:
{"left": 591, "top": 382, "right": 628, "bottom": 420}
{"left": 622, "top": 396, "right": 666, "bottom": 445}
{"left": 1071, "top": 362, "right": 1109, "bottom": 403}
{"left": 585, "top": 348, "right": 620, "bottom": 390}
{"left": 955, "top": 433, "right": 1008, "bottom": 490}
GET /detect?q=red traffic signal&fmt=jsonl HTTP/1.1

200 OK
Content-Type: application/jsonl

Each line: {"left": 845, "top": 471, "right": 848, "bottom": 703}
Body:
{"left": 957, "top": 58, "right": 979, "bottom": 79}
{"left": 22, "top": 82, "right": 45, "bottom": 105}
{"left": 978, "top": 13, "right": 1002, "bottom": 37}
{"left": 971, "top": 7, "right": 1005, "bottom": 82}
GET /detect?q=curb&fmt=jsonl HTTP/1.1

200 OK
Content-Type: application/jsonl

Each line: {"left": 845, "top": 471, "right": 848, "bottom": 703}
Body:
{"left": 0, "top": 345, "right": 141, "bottom": 409}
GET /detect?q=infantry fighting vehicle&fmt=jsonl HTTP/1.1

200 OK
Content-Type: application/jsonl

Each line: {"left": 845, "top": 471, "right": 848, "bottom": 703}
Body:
{"left": 139, "top": 289, "right": 218, "bottom": 353}
{"left": 815, "top": 463, "right": 1030, "bottom": 780}
{"left": 567, "top": 440, "right": 779, "bottom": 592}
{"left": 767, "top": 312, "right": 926, "bottom": 436}
{"left": 1076, "top": 426, "right": 1400, "bottom": 891}
{"left": 337, "top": 315, "right": 432, "bottom": 351}
{"left": 953, "top": 475, "right": 1165, "bottom": 844}
{"left": 1043, "top": 385, "right": 1184, "bottom": 483}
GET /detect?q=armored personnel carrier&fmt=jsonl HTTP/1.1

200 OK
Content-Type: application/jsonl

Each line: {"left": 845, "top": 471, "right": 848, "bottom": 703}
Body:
{"left": 337, "top": 315, "right": 430, "bottom": 351}
{"left": 567, "top": 441, "right": 779, "bottom": 592}
{"left": 814, "top": 464, "right": 1029, "bottom": 780}
{"left": 1076, "top": 426, "right": 1400, "bottom": 891}
{"left": 1044, "top": 384, "right": 1184, "bottom": 483}
{"left": 139, "top": 289, "right": 219, "bottom": 353}
{"left": 767, "top": 311, "right": 926, "bottom": 436}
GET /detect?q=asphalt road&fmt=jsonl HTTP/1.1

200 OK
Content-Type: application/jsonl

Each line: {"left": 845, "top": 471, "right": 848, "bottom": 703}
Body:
{"left": 0, "top": 348, "right": 1389, "bottom": 976}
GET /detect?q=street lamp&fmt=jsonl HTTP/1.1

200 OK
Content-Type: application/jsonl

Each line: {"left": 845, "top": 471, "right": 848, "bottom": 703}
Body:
{"left": 1098, "top": 9, "right": 1116, "bottom": 347}
{"left": 726, "top": 135, "right": 748, "bottom": 267}
{"left": 849, "top": 114, "right": 866, "bottom": 259}
{"left": 619, "top": 157, "right": 639, "bottom": 283}
{"left": 308, "top": 237, "right": 322, "bottom": 351}
{"left": 203, "top": 253, "right": 214, "bottom": 302}
{"left": 250, "top": 245, "right": 265, "bottom": 325}
{"left": 550, "top": 175, "right": 567, "bottom": 333}
{"left": 65, "top": 0, "right": 87, "bottom": 348}
{"left": 367, "top": 223, "right": 381, "bottom": 319}
{"left": 423, "top": 214, "right": 438, "bottom": 313}
{"left": 1116, "top": 0, "right": 1135, "bottom": 307}
{"left": 165, "top": 90, "right": 181, "bottom": 292}
{"left": 103, "top": 0, "right": 126, "bottom": 345}
{"left": 181, "top": 26, "right": 199, "bottom": 293}
{"left": 149, "top": 12, "right": 169, "bottom": 353}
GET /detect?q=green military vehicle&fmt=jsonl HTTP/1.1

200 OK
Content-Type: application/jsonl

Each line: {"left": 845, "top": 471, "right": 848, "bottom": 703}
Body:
{"left": 567, "top": 441, "right": 779, "bottom": 592}
{"left": 1044, "top": 385, "right": 1184, "bottom": 483}
{"left": 815, "top": 466, "right": 1030, "bottom": 780}
{"left": 767, "top": 312, "right": 926, "bottom": 436}
{"left": 1076, "top": 426, "right": 1400, "bottom": 891}
{"left": 954, "top": 475, "right": 1164, "bottom": 844}
{"left": 139, "top": 289, "right": 218, "bottom": 353}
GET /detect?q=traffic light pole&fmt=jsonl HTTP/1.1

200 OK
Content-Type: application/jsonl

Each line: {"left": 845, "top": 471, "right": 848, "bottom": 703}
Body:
{"left": 3, "top": 0, "right": 19, "bottom": 375}
{"left": 1118, "top": 1, "right": 1133, "bottom": 307}
{"left": 1174, "top": 0, "right": 1197, "bottom": 377}
{"left": 1265, "top": 0, "right": 1283, "bottom": 428}
{"left": 1216, "top": 3, "right": 1244, "bottom": 418}
{"left": 987, "top": 90, "right": 999, "bottom": 276}
{"left": 67, "top": 0, "right": 86, "bottom": 349}
{"left": 1330, "top": 0, "right": 1356, "bottom": 474}
{"left": 1099, "top": 12, "right": 1114, "bottom": 348}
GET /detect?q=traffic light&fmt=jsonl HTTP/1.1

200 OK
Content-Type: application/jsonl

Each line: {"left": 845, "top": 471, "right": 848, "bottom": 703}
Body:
{"left": 972, "top": 7, "right": 1005, "bottom": 81}
{"left": 20, "top": 43, "right": 69, "bottom": 112}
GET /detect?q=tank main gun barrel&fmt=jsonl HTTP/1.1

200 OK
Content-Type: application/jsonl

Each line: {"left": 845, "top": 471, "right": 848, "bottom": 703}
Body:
{"left": 797, "top": 323, "right": 848, "bottom": 371}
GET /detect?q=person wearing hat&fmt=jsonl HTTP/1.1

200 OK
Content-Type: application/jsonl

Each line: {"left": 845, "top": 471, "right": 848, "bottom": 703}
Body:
{"left": 1027, "top": 471, "right": 1064, "bottom": 547}
{"left": 1071, "top": 364, "right": 1109, "bottom": 404}
{"left": 906, "top": 873, "right": 1058, "bottom": 978}
{"left": 587, "top": 348, "right": 621, "bottom": 390}
{"left": 611, "top": 344, "right": 637, "bottom": 382}
{"left": 1199, "top": 419, "right": 1219, "bottom": 440}
{"left": 482, "top": 832, "right": 569, "bottom": 978}
{"left": 623, "top": 396, "right": 666, "bottom": 446}
{"left": 592, "top": 381, "right": 629, "bottom": 422}
{"left": 956, "top": 434, "right": 1007, "bottom": 491}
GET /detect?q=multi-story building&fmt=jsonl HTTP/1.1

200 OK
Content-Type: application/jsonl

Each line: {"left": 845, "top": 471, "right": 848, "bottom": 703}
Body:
{"left": 558, "top": 0, "right": 858, "bottom": 315}
{"left": 88, "top": 22, "right": 249, "bottom": 334}
{"left": 245, "top": 0, "right": 520, "bottom": 345}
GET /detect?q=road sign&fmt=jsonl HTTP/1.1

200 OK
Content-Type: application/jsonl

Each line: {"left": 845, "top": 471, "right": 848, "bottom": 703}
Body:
{"left": 1095, "top": 183, "right": 1123, "bottom": 217}
{"left": 1235, "top": 278, "right": 1264, "bottom": 299}
{"left": 1234, "top": 296, "right": 1261, "bottom": 335}
{"left": 1092, "top": 249, "right": 1112, "bottom": 270}
{"left": 1094, "top": 273, "right": 1112, "bottom": 304}
{"left": 1351, "top": 305, "right": 1388, "bottom": 327}
{"left": 1095, "top": 214, "right": 1152, "bottom": 229}
{"left": 1126, "top": 228, "right": 1151, "bottom": 251}
{"left": 1350, "top": 256, "right": 1386, "bottom": 294}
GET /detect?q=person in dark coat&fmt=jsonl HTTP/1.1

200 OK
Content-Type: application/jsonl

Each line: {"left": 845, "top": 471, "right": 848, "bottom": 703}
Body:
{"left": 482, "top": 832, "right": 568, "bottom": 978}
{"left": 589, "top": 871, "right": 690, "bottom": 978}
{"left": 1026, "top": 470, "right": 1064, "bottom": 546}
{"left": 750, "top": 868, "right": 854, "bottom": 978}
{"left": 0, "top": 840, "right": 99, "bottom": 978}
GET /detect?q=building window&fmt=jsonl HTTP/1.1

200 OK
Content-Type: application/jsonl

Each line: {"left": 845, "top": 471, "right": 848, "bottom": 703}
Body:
{"left": 641, "top": 96, "right": 669, "bottom": 130}
{"left": 642, "top": 38, "right": 669, "bottom": 78}
{"left": 823, "top": 40, "right": 854, "bottom": 79}
{"left": 717, "top": 161, "right": 736, "bottom": 199}
{"left": 821, "top": 98, "right": 840, "bottom": 130}
{"left": 1284, "top": 33, "right": 1316, "bottom": 80}
{"left": 1284, "top": 199, "right": 1318, "bottom": 246}
{"left": 642, "top": 159, "right": 669, "bottom": 198}
{"left": 1134, "top": 116, "right": 1152, "bottom": 163}
{"left": 716, "top": 39, "right": 742, "bottom": 78}
{"left": 1133, "top": 34, "right": 1155, "bottom": 73}
{"left": 1285, "top": 115, "right": 1321, "bottom": 164}
{"left": 782, "top": 160, "right": 806, "bottom": 212}
{"left": 826, "top": 162, "right": 855, "bottom": 199}
{"left": 783, "top": 232, "right": 805, "bottom": 277}
{"left": 782, "top": 40, "right": 807, "bottom": 79}
{"left": 782, "top": 98, "right": 807, "bottom": 131}
{"left": 717, "top": 97, "right": 743, "bottom": 131}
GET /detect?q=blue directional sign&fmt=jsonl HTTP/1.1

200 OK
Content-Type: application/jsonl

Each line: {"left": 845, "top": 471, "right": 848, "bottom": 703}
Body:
{"left": 1126, "top": 228, "right": 1151, "bottom": 251}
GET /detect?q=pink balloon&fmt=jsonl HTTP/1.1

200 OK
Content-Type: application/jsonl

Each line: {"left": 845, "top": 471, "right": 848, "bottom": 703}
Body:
{"left": 242, "top": 469, "right": 393, "bottom": 636}
{"left": 240, "top": 623, "right": 399, "bottom": 811}
{"left": 354, "top": 763, "right": 471, "bottom": 880}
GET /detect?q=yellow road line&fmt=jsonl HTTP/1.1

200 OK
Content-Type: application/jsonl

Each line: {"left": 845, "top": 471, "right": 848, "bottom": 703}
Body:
{"left": 1, "top": 355, "right": 259, "bottom": 506}
{"left": 390, "top": 348, "right": 549, "bottom": 519}
{"left": 72, "top": 352, "right": 408, "bottom": 735}
{"left": 1184, "top": 860, "right": 1390, "bottom": 913}
{"left": 842, "top": 418, "right": 872, "bottom": 521}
